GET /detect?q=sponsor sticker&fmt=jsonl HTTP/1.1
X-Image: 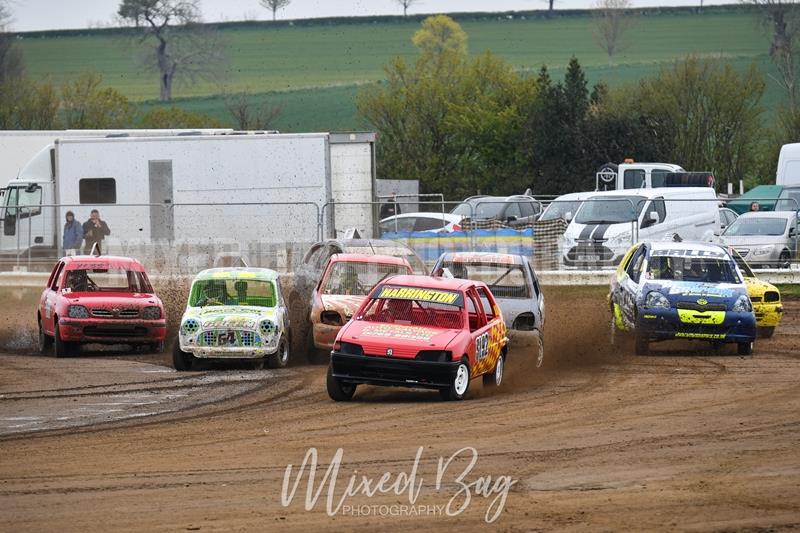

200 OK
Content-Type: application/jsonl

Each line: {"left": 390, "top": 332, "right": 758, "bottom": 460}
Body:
{"left": 377, "top": 286, "right": 462, "bottom": 306}
{"left": 651, "top": 248, "right": 729, "bottom": 259}
{"left": 361, "top": 324, "right": 438, "bottom": 342}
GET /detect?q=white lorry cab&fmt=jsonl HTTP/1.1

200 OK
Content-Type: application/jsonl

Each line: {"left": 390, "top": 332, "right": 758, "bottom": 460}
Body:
{"left": 777, "top": 143, "right": 800, "bottom": 187}
{"left": 562, "top": 187, "right": 720, "bottom": 268}
{"left": 595, "top": 160, "right": 715, "bottom": 191}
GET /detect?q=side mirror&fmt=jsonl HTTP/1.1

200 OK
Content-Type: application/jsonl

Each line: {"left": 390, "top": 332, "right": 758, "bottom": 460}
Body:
{"left": 565, "top": 211, "right": 573, "bottom": 222}
{"left": 790, "top": 227, "right": 797, "bottom": 238}
{"left": 506, "top": 216, "right": 517, "bottom": 223}
{"left": 24, "top": 183, "right": 39, "bottom": 194}
{"left": 650, "top": 211, "right": 660, "bottom": 223}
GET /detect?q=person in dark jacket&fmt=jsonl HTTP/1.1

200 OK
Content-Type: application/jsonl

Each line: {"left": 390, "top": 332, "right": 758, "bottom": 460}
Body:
{"left": 82, "top": 209, "right": 111, "bottom": 255}
{"left": 62, "top": 211, "right": 82, "bottom": 256}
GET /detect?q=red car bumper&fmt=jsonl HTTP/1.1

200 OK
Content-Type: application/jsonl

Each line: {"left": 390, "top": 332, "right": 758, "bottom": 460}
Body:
{"left": 58, "top": 318, "right": 167, "bottom": 344}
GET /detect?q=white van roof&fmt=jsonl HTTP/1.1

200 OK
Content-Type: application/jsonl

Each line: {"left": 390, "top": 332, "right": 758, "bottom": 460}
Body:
{"left": 586, "top": 187, "right": 716, "bottom": 200}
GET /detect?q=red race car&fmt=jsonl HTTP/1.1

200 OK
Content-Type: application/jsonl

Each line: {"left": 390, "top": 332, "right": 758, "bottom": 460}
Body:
{"left": 37, "top": 256, "right": 167, "bottom": 357}
{"left": 327, "top": 275, "right": 508, "bottom": 401}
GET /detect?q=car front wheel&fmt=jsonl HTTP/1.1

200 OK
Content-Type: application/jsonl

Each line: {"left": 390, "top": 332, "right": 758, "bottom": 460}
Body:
{"left": 483, "top": 355, "right": 504, "bottom": 387}
{"left": 738, "top": 341, "right": 754, "bottom": 356}
{"left": 53, "top": 321, "right": 75, "bottom": 358}
{"left": 326, "top": 365, "right": 356, "bottom": 401}
{"left": 38, "top": 319, "right": 53, "bottom": 353}
{"left": 441, "top": 360, "right": 470, "bottom": 401}
{"left": 173, "top": 341, "right": 195, "bottom": 371}
{"left": 267, "top": 339, "right": 289, "bottom": 369}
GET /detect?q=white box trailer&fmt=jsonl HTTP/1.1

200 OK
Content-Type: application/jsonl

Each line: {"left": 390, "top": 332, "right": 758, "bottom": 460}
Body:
{"left": 0, "top": 131, "right": 377, "bottom": 261}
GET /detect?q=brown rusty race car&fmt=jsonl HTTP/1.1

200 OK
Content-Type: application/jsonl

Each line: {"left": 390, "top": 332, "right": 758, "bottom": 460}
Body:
{"left": 309, "top": 253, "right": 412, "bottom": 360}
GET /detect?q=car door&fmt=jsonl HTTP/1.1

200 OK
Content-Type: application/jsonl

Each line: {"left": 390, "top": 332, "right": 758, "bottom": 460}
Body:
{"left": 41, "top": 261, "right": 65, "bottom": 335}
{"left": 465, "top": 287, "right": 493, "bottom": 377}
{"left": 614, "top": 244, "right": 646, "bottom": 328}
{"left": 526, "top": 260, "right": 545, "bottom": 328}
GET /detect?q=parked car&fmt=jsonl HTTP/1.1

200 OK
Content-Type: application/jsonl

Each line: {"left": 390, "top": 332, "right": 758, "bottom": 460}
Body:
{"left": 609, "top": 241, "right": 756, "bottom": 355}
{"left": 451, "top": 194, "right": 542, "bottom": 227}
{"left": 327, "top": 275, "right": 509, "bottom": 401}
{"left": 431, "top": 252, "right": 544, "bottom": 367}
{"left": 539, "top": 192, "right": 592, "bottom": 222}
{"left": 378, "top": 212, "right": 463, "bottom": 235}
{"left": 720, "top": 211, "right": 798, "bottom": 268}
{"left": 719, "top": 207, "right": 739, "bottom": 232}
{"left": 37, "top": 255, "right": 166, "bottom": 357}
{"left": 173, "top": 268, "right": 289, "bottom": 370}
{"left": 310, "top": 253, "right": 412, "bottom": 359}
{"left": 301, "top": 238, "right": 427, "bottom": 275}
{"left": 727, "top": 247, "right": 784, "bottom": 338}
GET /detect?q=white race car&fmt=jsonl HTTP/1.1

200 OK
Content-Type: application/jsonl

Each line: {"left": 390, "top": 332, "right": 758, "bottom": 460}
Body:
{"left": 173, "top": 268, "right": 290, "bottom": 370}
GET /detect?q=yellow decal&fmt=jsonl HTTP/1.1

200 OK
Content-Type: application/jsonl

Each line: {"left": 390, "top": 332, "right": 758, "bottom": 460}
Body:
{"left": 378, "top": 286, "right": 460, "bottom": 305}
{"left": 677, "top": 309, "right": 725, "bottom": 325}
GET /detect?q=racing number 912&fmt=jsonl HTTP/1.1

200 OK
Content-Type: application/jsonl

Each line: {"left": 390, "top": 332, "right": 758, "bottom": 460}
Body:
{"left": 476, "top": 332, "right": 489, "bottom": 361}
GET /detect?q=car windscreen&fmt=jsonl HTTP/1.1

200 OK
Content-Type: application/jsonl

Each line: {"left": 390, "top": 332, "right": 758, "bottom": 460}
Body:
{"left": 439, "top": 261, "right": 529, "bottom": 299}
{"left": 575, "top": 196, "right": 646, "bottom": 224}
{"left": 358, "top": 286, "right": 464, "bottom": 328}
{"left": 322, "top": 261, "right": 410, "bottom": 296}
{"left": 540, "top": 200, "right": 582, "bottom": 221}
{"left": 189, "top": 279, "right": 276, "bottom": 307}
{"left": 775, "top": 188, "right": 800, "bottom": 212}
{"left": 646, "top": 255, "right": 741, "bottom": 284}
{"left": 64, "top": 268, "right": 152, "bottom": 293}
{"left": 723, "top": 217, "right": 788, "bottom": 236}
{"left": 451, "top": 200, "right": 505, "bottom": 219}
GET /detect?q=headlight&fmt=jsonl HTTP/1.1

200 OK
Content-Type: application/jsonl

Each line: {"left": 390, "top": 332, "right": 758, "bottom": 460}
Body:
{"left": 67, "top": 305, "right": 89, "bottom": 318}
{"left": 645, "top": 291, "right": 670, "bottom": 309}
{"left": 752, "top": 245, "right": 773, "bottom": 257}
{"left": 732, "top": 294, "right": 753, "bottom": 313}
{"left": 141, "top": 306, "right": 161, "bottom": 320}
{"left": 321, "top": 310, "right": 343, "bottom": 326}
{"left": 182, "top": 318, "right": 200, "bottom": 335}
{"left": 260, "top": 320, "right": 277, "bottom": 336}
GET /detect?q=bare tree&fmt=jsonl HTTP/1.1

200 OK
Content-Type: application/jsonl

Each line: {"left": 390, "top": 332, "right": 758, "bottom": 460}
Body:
{"left": 592, "top": 0, "right": 635, "bottom": 66}
{"left": 745, "top": 0, "right": 800, "bottom": 106}
{"left": 0, "top": 0, "right": 24, "bottom": 83}
{"left": 395, "top": 0, "right": 418, "bottom": 16}
{"left": 117, "top": 0, "right": 226, "bottom": 102}
{"left": 259, "top": 0, "right": 291, "bottom": 21}
{"left": 224, "top": 91, "right": 282, "bottom": 130}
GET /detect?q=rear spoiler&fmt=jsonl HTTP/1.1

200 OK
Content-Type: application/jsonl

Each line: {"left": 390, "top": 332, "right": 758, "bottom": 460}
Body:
{"left": 664, "top": 172, "right": 715, "bottom": 188}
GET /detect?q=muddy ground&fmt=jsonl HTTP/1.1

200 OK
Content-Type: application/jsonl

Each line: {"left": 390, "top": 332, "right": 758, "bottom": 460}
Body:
{"left": 1, "top": 287, "right": 799, "bottom": 531}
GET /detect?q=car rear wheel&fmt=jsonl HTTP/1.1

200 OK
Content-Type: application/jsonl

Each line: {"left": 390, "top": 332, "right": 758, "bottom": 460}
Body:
{"left": 440, "top": 360, "right": 470, "bottom": 401}
{"left": 53, "top": 321, "right": 75, "bottom": 358}
{"left": 326, "top": 365, "right": 356, "bottom": 401}
{"left": 738, "top": 341, "right": 754, "bottom": 356}
{"left": 778, "top": 250, "right": 791, "bottom": 269}
{"left": 758, "top": 326, "right": 775, "bottom": 339}
{"left": 267, "top": 339, "right": 289, "bottom": 369}
{"left": 172, "top": 341, "right": 195, "bottom": 371}
{"left": 38, "top": 319, "right": 53, "bottom": 353}
{"left": 634, "top": 332, "right": 649, "bottom": 356}
{"left": 483, "top": 355, "right": 504, "bottom": 387}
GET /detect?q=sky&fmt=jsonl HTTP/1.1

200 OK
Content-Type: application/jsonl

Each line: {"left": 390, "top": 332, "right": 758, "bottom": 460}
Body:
{"left": 6, "top": 0, "right": 731, "bottom": 32}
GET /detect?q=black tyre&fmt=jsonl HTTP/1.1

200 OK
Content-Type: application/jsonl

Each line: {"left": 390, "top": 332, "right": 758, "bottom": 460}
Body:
{"left": 149, "top": 341, "right": 165, "bottom": 353}
{"left": 778, "top": 250, "right": 791, "bottom": 269}
{"left": 53, "top": 321, "right": 74, "bottom": 358}
{"left": 738, "top": 341, "right": 754, "bottom": 356}
{"left": 482, "top": 355, "right": 504, "bottom": 387}
{"left": 634, "top": 332, "right": 649, "bottom": 355}
{"left": 172, "top": 341, "right": 195, "bottom": 371}
{"left": 38, "top": 318, "right": 53, "bottom": 354}
{"left": 266, "top": 339, "right": 290, "bottom": 369}
{"left": 326, "top": 365, "right": 356, "bottom": 401}
{"left": 758, "top": 326, "right": 775, "bottom": 339}
{"left": 440, "top": 359, "right": 471, "bottom": 401}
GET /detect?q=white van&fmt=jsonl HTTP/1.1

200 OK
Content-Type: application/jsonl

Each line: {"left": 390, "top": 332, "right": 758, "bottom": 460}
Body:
{"left": 562, "top": 187, "right": 719, "bottom": 267}
{"left": 777, "top": 143, "right": 800, "bottom": 187}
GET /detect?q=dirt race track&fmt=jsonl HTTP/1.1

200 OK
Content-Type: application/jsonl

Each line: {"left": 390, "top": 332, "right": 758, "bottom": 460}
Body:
{"left": 1, "top": 290, "right": 799, "bottom": 531}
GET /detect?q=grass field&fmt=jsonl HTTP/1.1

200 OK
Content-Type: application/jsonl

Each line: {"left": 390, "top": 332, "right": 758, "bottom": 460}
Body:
{"left": 16, "top": 9, "right": 782, "bottom": 132}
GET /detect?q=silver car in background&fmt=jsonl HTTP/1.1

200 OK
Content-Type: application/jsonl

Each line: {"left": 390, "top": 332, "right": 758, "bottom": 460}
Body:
{"left": 720, "top": 211, "right": 798, "bottom": 268}
{"left": 431, "top": 252, "right": 545, "bottom": 366}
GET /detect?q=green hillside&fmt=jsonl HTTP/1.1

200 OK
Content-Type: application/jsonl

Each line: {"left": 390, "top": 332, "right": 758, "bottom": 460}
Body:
{"left": 15, "top": 8, "right": 781, "bottom": 132}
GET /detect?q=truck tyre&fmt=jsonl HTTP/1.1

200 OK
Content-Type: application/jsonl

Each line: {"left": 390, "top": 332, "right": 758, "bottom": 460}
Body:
{"left": 326, "top": 365, "right": 356, "bottom": 401}
{"left": 267, "top": 339, "right": 290, "bottom": 369}
{"left": 634, "top": 332, "right": 649, "bottom": 356}
{"left": 738, "top": 341, "right": 754, "bottom": 356}
{"left": 483, "top": 355, "right": 504, "bottom": 387}
{"left": 440, "top": 359, "right": 470, "bottom": 401}
{"left": 173, "top": 341, "right": 195, "bottom": 371}
{"left": 758, "top": 326, "right": 775, "bottom": 339}
{"left": 53, "top": 321, "right": 74, "bottom": 358}
{"left": 38, "top": 318, "right": 53, "bottom": 353}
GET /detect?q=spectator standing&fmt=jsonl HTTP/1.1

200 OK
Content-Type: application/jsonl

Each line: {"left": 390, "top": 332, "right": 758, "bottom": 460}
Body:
{"left": 82, "top": 209, "right": 111, "bottom": 255}
{"left": 62, "top": 211, "right": 82, "bottom": 256}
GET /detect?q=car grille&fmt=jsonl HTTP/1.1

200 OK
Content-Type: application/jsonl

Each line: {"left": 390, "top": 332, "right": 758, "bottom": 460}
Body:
{"left": 91, "top": 309, "right": 140, "bottom": 318}
{"left": 83, "top": 325, "right": 149, "bottom": 337}
{"left": 676, "top": 302, "right": 727, "bottom": 312}
{"left": 734, "top": 247, "right": 750, "bottom": 256}
{"left": 566, "top": 244, "right": 615, "bottom": 261}
{"left": 197, "top": 330, "right": 257, "bottom": 348}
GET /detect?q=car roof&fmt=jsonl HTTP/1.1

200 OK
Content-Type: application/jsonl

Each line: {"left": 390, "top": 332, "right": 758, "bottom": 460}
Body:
{"left": 380, "top": 274, "right": 482, "bottom": 291}
{"left": 329, "top": 253, "right": 410, "bottom": 266}
{"left": 647, "top": 241, "right": 734, "bottom": 256}
{"left": 586, "top": 187, "right": 715, "bottom": 199}
{"left": 439, "top": 252, "right": 524, "bottom": 265}
{"left": 193, "top": 267, "right": 280, "bottom": 281}
{"left": 62, "top": 255, "right": 146, "bottom": 271}
{"left": 551, "top": 191, "right": 594, "bottom": 201}
{"left": 379, "top": 212, "right": 462, "bottom": 223}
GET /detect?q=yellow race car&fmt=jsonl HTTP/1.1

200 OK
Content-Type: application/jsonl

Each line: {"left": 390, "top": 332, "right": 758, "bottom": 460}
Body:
{"left": 730, "top": 249, "right": 783, "bottom": 338}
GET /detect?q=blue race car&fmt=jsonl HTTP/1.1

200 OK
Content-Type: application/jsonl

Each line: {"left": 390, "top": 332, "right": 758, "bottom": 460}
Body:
{"left": 609, "top": 241, "right": 756, "bottom": 355}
